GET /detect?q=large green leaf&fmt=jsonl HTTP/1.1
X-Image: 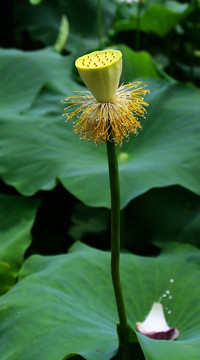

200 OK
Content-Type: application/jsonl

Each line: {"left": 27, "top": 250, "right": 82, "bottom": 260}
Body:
{"left": 0, "top": 194, "right": 38, "bottom": 295}
{"left": 0, "top": 48, "right": 200, "bottom": 209}
{"left": 0, "top": 194, "right": 39, "bottom": 272}
{"left": 114, "top": 45, "right": 162, "bottom": 83}
{"left": 0, "top": 48, "right": 75, "bottom": 112}
{"left": 0, "top": 262, "right": 15, "bottom": 296}
{"left": 114, "top": 0, "right": 191, "bottom": 37}
{"left": 0, "top": 242, "right": 199, "bottom": 359}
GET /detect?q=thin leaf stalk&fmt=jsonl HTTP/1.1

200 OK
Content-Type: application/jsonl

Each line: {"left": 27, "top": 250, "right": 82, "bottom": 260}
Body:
{"left": 135, "top": 0, "right": 143, "bottom": 51}
{"left": 97, "top": 0, "right": 103, "bottom": 49}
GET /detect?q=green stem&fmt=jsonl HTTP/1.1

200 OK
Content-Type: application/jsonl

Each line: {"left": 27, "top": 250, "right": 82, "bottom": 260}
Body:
{"left": 106, "top": 140, "right": 130, "bottom": 360}
{"left": 135, "top": 0, "right": 143, "bottom": 51}
{"left": 190, "top": 0, "right": 198, "bottom": 81}
{"left": 97, "top": 0, "right": 103, "bottom": 49}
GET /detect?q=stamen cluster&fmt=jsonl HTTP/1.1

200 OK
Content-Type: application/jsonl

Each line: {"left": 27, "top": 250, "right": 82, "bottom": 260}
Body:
{"left": 62, "top": 82, "right": 149, "bottom": 145}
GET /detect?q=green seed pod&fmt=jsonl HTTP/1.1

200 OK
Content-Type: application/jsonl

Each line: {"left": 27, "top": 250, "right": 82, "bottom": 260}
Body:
{"left": 75, "top": 49, "right": 122, "bottom": 102}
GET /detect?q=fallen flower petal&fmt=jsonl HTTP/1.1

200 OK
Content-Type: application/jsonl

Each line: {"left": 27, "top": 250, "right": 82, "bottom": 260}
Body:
{"left": 136, "top": 302, "right": 179, "bottom": 340}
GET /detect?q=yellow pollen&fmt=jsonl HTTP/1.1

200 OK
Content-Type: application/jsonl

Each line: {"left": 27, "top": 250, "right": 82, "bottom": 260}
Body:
{"left": 62, "top": 82, "right": 150, "bottom": 145}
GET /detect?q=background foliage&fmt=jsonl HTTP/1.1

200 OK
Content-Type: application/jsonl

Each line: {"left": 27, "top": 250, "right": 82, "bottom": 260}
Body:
{"left": 0, "top": 0, "right": 200, "bottom": 359}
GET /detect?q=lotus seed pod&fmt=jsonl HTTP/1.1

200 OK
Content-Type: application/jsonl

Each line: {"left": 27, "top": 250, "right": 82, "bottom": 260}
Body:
{"left": 75, "top": 49, "right": 122, "bottom": 102}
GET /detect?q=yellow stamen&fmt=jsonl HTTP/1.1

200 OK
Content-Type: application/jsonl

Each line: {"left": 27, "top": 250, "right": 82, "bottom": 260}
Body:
{"left": 62, "top": 82, "right": 150, "bottom": 145}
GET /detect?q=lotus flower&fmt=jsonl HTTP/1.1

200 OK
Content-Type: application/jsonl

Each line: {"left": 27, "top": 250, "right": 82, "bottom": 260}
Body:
{"left": 62, "top": 49, "right": 149, "bottom": 145}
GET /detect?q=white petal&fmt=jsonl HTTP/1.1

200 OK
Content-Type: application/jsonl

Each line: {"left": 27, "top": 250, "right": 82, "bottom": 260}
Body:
{"left": 137, "top": 302, "right": 179, "bottom": 340}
